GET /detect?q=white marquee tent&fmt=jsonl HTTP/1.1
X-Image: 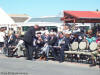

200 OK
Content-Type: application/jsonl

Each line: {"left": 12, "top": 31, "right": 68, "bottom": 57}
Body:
{"left": 0, "top": 8, "right": 15, "bottom": 25}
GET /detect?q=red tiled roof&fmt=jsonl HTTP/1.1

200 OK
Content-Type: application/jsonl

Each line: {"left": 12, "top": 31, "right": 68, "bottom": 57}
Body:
{"left": 64, "top": 11, "right": 100, "bottom": 19}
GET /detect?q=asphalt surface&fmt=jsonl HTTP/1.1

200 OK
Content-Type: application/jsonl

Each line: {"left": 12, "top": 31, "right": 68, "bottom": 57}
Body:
{"left": 0, "top": 54, "right": 100, "bottom": 75}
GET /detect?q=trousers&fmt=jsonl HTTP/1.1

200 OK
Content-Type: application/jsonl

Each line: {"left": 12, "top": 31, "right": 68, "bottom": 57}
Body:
{"left": 25, "top": 42, "right": 34, "bottom": 60}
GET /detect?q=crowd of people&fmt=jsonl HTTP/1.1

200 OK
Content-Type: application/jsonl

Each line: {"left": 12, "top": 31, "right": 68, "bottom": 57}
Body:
{"left": 0, "top": 25, "right": 100, "bottom": 67}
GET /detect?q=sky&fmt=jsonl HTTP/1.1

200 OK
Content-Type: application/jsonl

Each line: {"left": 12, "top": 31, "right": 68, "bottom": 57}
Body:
{"left": 0, "top": 0, "right": 100, "bottom": 17}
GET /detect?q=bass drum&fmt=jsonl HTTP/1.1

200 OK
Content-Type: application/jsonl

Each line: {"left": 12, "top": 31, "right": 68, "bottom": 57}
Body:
{"left": 79, "top": 42, "right": 87, "bottom": 50}
{"left": 71, "top": 42, "right": 78, "bottom": 51}
{"left": 89, "top": 42, "right": 97, "bottom": 51}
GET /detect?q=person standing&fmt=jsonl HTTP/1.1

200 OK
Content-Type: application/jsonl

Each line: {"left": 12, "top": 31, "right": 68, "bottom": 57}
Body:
{"left": 23, "top": 25, "right": 39, "bottom": 60}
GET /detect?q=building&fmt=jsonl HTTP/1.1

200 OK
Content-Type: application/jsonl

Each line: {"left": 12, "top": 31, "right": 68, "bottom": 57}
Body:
{"left": 9, "top": 14, "right": 30, "bottom": 23}
{"left": 21, "top": 16, "right": 63, "bottom": 32}
{"left": 62, "top": 11, "right": 100, "bottom": 23}
{"left": 61, "top": 11, "right": 100, "bottom": 30}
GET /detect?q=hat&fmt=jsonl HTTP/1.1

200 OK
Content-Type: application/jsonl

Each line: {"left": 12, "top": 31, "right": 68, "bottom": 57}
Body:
{"left": 50, "top": 32, "right": 54, "bottom": 35}
{"left": 66, "top": 31, "right": 72, "bottom": 34}
{"left": 37, "top": 32, "right": 41, "bottom": 34}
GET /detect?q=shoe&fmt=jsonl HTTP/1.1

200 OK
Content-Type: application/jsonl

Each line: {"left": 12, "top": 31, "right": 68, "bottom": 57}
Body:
{"left": 37, "top": 57, "right": 43, "bottom": 61}
{"left": 34, "top": 57, "right": 38, "bottom": 59}
{"left": 31, "top": 59, "right": 36, "bottom": 61}
{"left": 27, "top": 58, "right": 35, "bottom": 61}
{"left": 59, "top": 60, "right": 64, "bottom": 63}
{"left": 16, "top": 56, "right": 20, "bottom": 58}
{"left": 90, "top": 64, "right": 96, "bottom": 67}
{"left": 43, "top": 57, "right": 46, "bottom": 61}
{"left": 26, "top": 58, "right": 33, "bottom": 60}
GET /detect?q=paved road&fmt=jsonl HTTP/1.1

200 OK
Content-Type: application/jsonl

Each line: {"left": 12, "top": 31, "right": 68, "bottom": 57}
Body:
{"left": 0, "top": 54, "right": 100, "bottom": 75}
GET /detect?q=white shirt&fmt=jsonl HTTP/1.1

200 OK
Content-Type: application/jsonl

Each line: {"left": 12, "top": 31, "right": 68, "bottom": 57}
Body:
{"left": 0, "top": 32, "right": 5, "bottom": 42}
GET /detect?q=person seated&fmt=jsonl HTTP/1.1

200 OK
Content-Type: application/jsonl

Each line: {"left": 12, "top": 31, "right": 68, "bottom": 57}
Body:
{"left": 86, "top": 34, "right": 96, "bottom": 44}
{"left": 35, "top": 32, "right": 45, "bottom": 59}
{"left": 7, "top": 31, "right": 18, "bottom": 57}
{"left": 38, "top": 32, "right": 57, "bottom": 61}
{"left": 96, "top": 33, "right": 100, "bottom": 44}
{"left": 48, "top": 32, "right": 57, "bottom": 46}
{"left": 12, "top": 39, "right": 25, "bottom": 58}
{"left": 90, "top": 45, "right": 100, "bottom": 67}
{"left": 0, "top": 28, "right": 5, "bottom": 53}
{"left": 89, "top": 33, "right": 100, "bottom": 67}
{"left": 52, "top": 32, "right": 70, "bottom": 62}
{"left": 85, "top": 30, "right": 96, "bottom": 44}
{"left": 8, "top": 31, "right": 17, "bottom": 46}
{"left": 37, "top": 32, "right": 50, "bottom": 60}
{"left": 72, "top": 34, "right": 80, "bottom": 42}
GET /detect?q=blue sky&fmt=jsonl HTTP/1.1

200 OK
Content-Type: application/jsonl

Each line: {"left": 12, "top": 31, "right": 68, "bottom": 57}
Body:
{"left": 0, "top": 0, "right": 100, "bottom": 17}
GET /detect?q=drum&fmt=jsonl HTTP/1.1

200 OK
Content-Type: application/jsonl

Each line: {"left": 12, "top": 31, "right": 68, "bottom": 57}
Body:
{"left": 79, "top": 42, "right": 87, "bottom": 50}
{"left": 89, "top": 42, "right": 97, "bottom": 51}
{"left": 71, "top": 42, "right": 78, "bottom": 51}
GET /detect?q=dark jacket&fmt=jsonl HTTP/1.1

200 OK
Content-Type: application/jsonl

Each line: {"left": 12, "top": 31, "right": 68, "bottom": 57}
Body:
{"left": 55, "top": 37, "right": 70, "bottom": 50}
{"left": 48, "top": 36, "right": 57, "bottom": 46}
{"left": 36, "top": 36, "right": 45, "bottom": 48}
{"left": 8, "top": 33, "right": 17, "bottom": 46}
{"left": 23, "top": 27, "right": 35, "bottom": 45}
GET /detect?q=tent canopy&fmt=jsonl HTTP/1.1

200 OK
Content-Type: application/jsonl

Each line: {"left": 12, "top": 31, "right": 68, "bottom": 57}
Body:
{"left": 0, "top": 8, "right": 15, "bottom": 24}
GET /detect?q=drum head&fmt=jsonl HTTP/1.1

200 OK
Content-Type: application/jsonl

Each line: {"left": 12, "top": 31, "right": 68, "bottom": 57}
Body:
{"left": 79, "top": 42, "right": 86, "bottom": 50}
{"left": 89, "top": 42, "right": 97, "bottom": 51}
{"left": 71, "top": 42, "right": 78, "bottom": 50}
